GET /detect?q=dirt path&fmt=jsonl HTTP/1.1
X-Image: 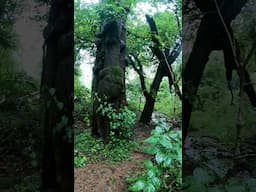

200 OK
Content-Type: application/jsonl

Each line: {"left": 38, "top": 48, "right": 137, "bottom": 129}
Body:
{"left": 74, "top": 123, "right": 154, "bottom": 192}
{"left": 75, "top": 152, "right": 150, "bottom": 192}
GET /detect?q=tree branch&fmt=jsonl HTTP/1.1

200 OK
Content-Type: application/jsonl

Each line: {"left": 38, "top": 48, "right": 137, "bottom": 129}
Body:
{"left": 145, "top": 14, "right": 182, "bottom": 100}
{"left": 128, "top": 54, "right": 150, "bottom": 98}
{"left": 169, "top": 0, "right": 182, "bottom": 37}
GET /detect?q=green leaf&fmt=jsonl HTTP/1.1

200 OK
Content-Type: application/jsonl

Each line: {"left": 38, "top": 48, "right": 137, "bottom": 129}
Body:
{"left": 151, "top": 176, "right": 161, "bottom": 188}
{"left": 155, "top": 152, "right": 165, "bottom": 164}
{"left": 143, "top": 146, "right": 159, "bottom": 155}
{"left": 163, "top": 155, "right": 172, "bottom": 167}
{"left": 130, "top": 180, "right": 145, "bottom": 191}
{"left": 144, "top": 160, "right": 154, "bottom": 168}
{"left": 152, "top": 126, "right": 164, "bottom": 135}
{"left": 144, "top": 136, "right": 158, "bottom": 144}
{"left": 145, "top": 183, "right": 155, "bottom": 192}
{"left": 147, "top": 169, "right": 155, "bottom": 178}
{"left": 159, "top": 135, "right": 172, "bottom": 149}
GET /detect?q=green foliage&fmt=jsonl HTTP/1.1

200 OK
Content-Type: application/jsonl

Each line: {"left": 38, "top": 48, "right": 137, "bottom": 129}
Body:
{"left": 190, "top": 52, "right": 256, "bottom": 141}
{"left": 0, "top": 71, "right": 38, "bottom": 110}
{"left": 96, "top": 2, "right": 129, "bottom": 21}
{"left": 74, "top": 150, "right": 87, "bottom": 167}
{"left": 126, "top": 0, "right": 180, "bottom": 61}
{"left": 75, "top": 0, "right": 136, "bottom": 54}
{"left": 74, "top": 74, "right": 91, "bottom": 125}
{"left": 0, "top": 25, "right": 16, "bottom": 50}
{"left": 74, "top": 88, "right": 137, "bottom": 167}
{"left": 127, "top": 122, "right": 182, "bottom": 192}
{"left": 155, "top": 78, "right": 181, "bottom": 117}
{"left": 75, "top": 0, "right": 100, "bottom": 52}
{"left": 126, "top": 76, "right": 181, "bottom": 117}
{"left": 126, "top": 76, "right": 146, "bottom": 112}
{"left": 0, "top": 0, "right": 19, "bottom": 53}
{"left": 74, "top": 130, "right": 138, "bottom": 165}
{"left": 96, "top": 96, "right": 136, "bottom": 140}
{"left": 0, "top": 72, "right": 41, "bottom": 191}
{"left": 153, "top": 11, "right": 179, "bottom": 48}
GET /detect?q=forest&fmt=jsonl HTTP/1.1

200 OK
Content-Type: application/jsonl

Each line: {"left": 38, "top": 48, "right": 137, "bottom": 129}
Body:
{"left": 74, "top": 0, "right": 182, "bottom": 191}
{"left": 183, "top": 0, "right": 256, "bottom": 191}
{"left": 0, "top": 0, "right": 256, "bottom": 191}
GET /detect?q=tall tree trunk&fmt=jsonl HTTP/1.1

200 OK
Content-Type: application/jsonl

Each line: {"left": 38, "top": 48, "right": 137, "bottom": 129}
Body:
{"left": 139, "top": 15, "right": 181, "bottom": 124}
{"left": 91, "top": 19, "right": 126, "bottom": 143}
{"left": 140, "top": 64, "right": 164, "bottom": 123}
{"left": 40, "top": 0, "right": 74, "bottom": 191}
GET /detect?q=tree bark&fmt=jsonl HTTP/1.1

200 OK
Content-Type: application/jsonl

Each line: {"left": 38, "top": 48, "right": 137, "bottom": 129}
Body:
{"left": 40, "top": 0, "right": 74, "bottom": 191}
{"left": 140, "top": 64, "right": 165, "bottom": 123}
{"left": 91, "top": 19, "right": 126, "bottom": 143}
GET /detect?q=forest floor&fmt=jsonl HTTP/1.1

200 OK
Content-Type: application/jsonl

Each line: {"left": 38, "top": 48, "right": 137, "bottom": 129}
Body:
{"left": 183, "top": 134, "right": 256, "bottom": 190}
{"left": 74, "top": 122, "right": 154, "bottom": 192}
{"left": 74, "top": 113, "right": 182, "bottom": 192}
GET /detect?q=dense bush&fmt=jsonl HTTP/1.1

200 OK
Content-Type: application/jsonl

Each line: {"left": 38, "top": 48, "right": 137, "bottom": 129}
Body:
{"left": 74, "top": 130, "right": 138, "bottom": 167}
{"left": 127, "top": 122, "right": 182, "bottom": 192}
{"left": 74, "top": 75, "right": 91, "bottom": 126}
{"left": 74, "top": 94, "right": 137, "bottom": 167}
{"left": 96, "top": 96, "right": 136, "bottom": 141}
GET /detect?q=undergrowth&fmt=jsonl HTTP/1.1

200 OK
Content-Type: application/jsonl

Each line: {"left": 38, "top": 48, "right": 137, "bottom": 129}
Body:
{"left": 74, "top": 130, "right": 138, "bottom": 167}
{"left": 127, "top": 122, "right": 182, "bottom": 192}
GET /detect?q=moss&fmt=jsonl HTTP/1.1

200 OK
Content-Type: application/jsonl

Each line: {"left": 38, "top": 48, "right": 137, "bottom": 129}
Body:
{"left": 109, "top": 66, "right": 124, "bottom": 84}
{"left": 97, "top": 66, "right": 125, "bottom": 99}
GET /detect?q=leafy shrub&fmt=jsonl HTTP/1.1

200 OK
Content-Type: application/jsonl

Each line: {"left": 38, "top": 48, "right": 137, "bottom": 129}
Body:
{"left": 74, "top": 93, "right": 137, "bottom": 167}
{"left": 74, "top": 77, "right": 91, "bottom": 126}
{"left": 0, "top": 72, "right": 38, "bottom": 110}
{"left": 74, "top": 150, "right": 87, "bottom": 167}
{"left": 96, "top": 96, "right": 136, "bottom": 141}
{"left": 127, "top": 122, "right": 182, "bottom": 192}
{"left": 74, "top": 130, "right": 137, "bottom": 165}
{"left": 155, "top": 78, "right": 181, "bottom": 117}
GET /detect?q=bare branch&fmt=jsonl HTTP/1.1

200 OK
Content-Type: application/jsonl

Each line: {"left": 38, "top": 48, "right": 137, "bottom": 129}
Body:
{"left": 145, "top": 14, "right": 182, "bottom": 100}
{"left": 128, "top": 54, "right": 150, "bottom": 98}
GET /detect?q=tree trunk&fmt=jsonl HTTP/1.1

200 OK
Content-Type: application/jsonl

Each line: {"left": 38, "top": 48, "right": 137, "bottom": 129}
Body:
{"left": 91, "top": 19, "right": 126, "bottom": 143}
{"left": 40, "top": 0, "right": 74, "bottom": 191}
{"left": 139, "top": 15, "right": 181, "bottom": 124}
{"left": 140, "top": 64, "right": 164, "bottom": 123}
{"left": 182, "top": 0, "right": 255, "bottom": 142}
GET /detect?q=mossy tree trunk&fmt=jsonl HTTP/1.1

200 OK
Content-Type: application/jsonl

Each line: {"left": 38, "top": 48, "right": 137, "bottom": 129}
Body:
{"left": 91, "top": 19, "right": 127, "bottom": 143}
